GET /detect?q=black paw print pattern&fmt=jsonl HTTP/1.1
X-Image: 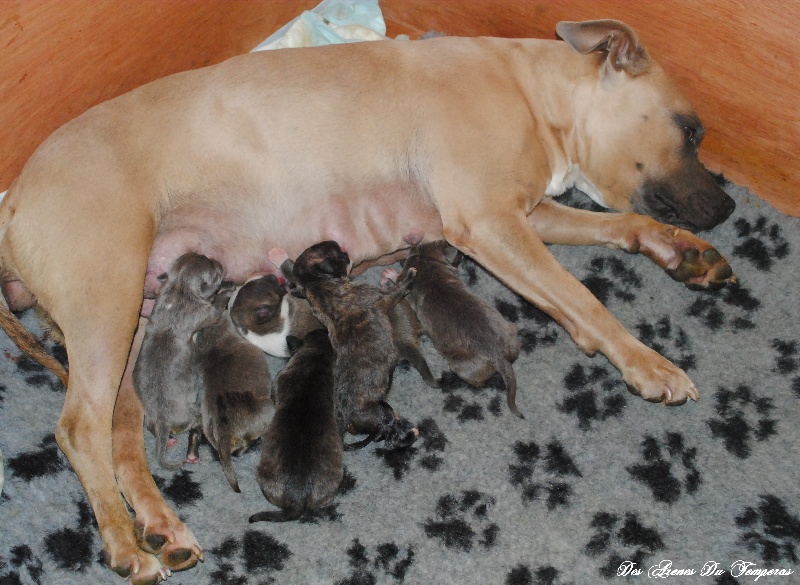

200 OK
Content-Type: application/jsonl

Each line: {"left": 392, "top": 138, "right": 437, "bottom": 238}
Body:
{"left": 208, "top": 530, "right": 292, "bottom": 585}
{"left": 375, "top": 418, "right": 448, "bottom": 480}
{"left": 635, "top": 316, "right": 696, "bottom": 372}
{"left": 43, "top": 500, "right": 99, "bottom": 573}
{"left": 626, "top": 433, "right": 701, "bottom": 504}
{"left": 439, "top": 371, "right": 509, "bottom": 423}
{"left": 584, "top": 512, "right": 666, "bottom": 579}
{"left": 6, "top": 434, "right": 67, "bottom": 481}
{"left": 152, "top": 469, "right": 204, "bottom": 507}
{"left": 0, "top": 544, "right": 45, "bottom": 585}
{"left": 506, "top": 563, "right": 575, "bottom": 585}
{"left": 557, "top": 364, "right": 626, "bottom": 431}
{"left": 686, "top": 282, "right": 760, "bottom": 332}
{"left": 495, "top": 295, "right": 559, "bottom": 355}
{"left": 508, "top": 440, "right": 582, "bottom": 509}
{"left": 736, "top": 495, "right": 800, "bottom": 563}
{"left": 423, "top": 490, "right": 499, "bottom": 552}
{"left": 771, "top": 339, "right": 800, "bottom": 402}
{"left": 581, "top": 255, "right": 643, "bottom": 305}
{"left": 336, "top": 539, "right": 415, "bottom": 585}
{"left": 732, "top": 216, "right": 790, "bottom": 271}
{"left": 706, "top": 385, "right": 777, "bottom": 459}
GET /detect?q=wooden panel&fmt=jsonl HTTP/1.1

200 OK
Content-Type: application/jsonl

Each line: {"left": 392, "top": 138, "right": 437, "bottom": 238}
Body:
{"left": 2, "top": 1, "right": 798, "bottom": 217}
{"left": 0, "top": 0, "right": 316, "bottom": 190}
{"left": 381, "top": 0, "right": 800, "bottom": 216}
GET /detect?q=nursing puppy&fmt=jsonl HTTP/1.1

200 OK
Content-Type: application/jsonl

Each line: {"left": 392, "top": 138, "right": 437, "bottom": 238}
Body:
{"left": 228, "top": 274, "right": 322, "bottom": 358}
{"left": 191, "top": 303, "right": 274, "bottom": 493}
{"left": 289, "top": 241, "right": 419, "bottom": 451}
{"left": 393, "top": 241, "right": 523, "bottom": 418}
{"left": 133, "top": 253, "right": 224, "bottom": 469}
{"left": 250, "top": 328, "right": 342, "bottom": 522}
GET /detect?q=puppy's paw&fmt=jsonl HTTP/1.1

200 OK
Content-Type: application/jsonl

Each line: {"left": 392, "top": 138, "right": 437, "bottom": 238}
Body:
{"left": 622, "top": 346, "right": 699, "bottom": 406}
{"left": 380, "top": 267, "right": 400, "bottom": 285}
{"left": 384, "top": 418, "right": 420, "bottom": 450}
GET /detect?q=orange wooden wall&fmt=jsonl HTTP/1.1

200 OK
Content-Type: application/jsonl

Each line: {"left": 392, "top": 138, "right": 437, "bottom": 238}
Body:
{"left": 2, "top": 1, "right": 798, "bottom": 216}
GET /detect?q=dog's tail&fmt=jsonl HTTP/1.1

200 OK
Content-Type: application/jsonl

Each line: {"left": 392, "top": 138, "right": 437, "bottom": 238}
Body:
{"left": 497, "top": 359, "right": 524, "bottom": 419}
{"left": 217, "top": 431, "right": 242, "bottom": 493}
{"left": 248, "top": 506, "right": 304, "bottom": 523}
{"left": 0, "top": 296, "right": 69, "bottom": 388}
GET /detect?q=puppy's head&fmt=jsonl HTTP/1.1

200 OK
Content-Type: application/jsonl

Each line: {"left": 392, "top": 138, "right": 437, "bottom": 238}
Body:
{"left": 557, "top": 20, "right": 735, "bottom": 232}
{"left": 229, "top": 275, "right": 286, "bottom": 335}
{"left": 292, "top": 241, "right": 351, "bottom": 284}
{"left": 164, "top": 252, "right": 225, "bottom": 300}
{"left": 415, "top": 241, "right": 463, "bottom": 266}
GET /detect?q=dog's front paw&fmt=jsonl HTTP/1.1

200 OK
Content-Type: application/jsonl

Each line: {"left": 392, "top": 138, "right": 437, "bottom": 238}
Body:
{"left": 622, "top": 346, "right": 699, "bottom": 406}
{"left": 135, "top": 514, "right": 203, "bottom": 572}
{"left": 103, "top": 526, "right": 169, "bottom": 584}
{"left": 639, "top": 225, "right": 736, "bottom": 291}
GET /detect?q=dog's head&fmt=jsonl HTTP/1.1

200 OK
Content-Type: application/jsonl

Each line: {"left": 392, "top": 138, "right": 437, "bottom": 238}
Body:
{"left": 556, "top": 20, "right": 735, "bottom": 232}
{"left": 163, "top": 252, "right": 225, "bottom": 300}
{"left": 229, "top": 274, "right": 286, "bottom": 334}
{"left": 292, "top": 241, "right": 351, "bottom": 284}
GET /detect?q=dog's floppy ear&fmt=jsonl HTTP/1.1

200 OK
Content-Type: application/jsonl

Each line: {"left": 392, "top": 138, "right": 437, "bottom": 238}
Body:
{"left": 556, "top": 20, "right": 650, "bottom": 77}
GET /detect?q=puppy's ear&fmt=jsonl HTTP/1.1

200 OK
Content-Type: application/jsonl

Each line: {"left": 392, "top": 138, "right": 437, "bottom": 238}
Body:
{"left": 286, "top": 335, "right": 304, "bottom": 355}
{"left": 442, "top": 245, "right": 462, "bottom": 266}
{"left": 556, "top": 20, "right": 650, "bottom": 77}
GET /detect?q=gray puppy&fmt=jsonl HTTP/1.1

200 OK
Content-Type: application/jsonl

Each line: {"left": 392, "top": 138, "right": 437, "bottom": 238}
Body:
{"left": 250, "top": 328, "right": 342, "bottom": 522}
{"left": 289, "top": 241, "right": 419, "bottom": 450}
{"left": 191, "top": 300, "right": 274, "bottom": 493}
{"left": 133, "top": 252, "right": 224, "bottom": 469}
{"left": 228, "top": 274, "right": 322, "bottom": 358}
{"left": 394, "top": 241, "right": 523, "bottom": 418}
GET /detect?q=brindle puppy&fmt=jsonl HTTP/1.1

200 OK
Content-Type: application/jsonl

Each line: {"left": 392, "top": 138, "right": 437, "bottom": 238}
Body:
{"left": 289, "top": 241, "right": 419, "bottom": 450}
{"left": 249, "top": 328, "right": 342, "bottom": 522}
{"left": 396, "top": 241, "right": 524, "bottom": 418}
{"left": 191, "top": 300, "right": 274, "bottom": 493}
{"left": 228, "top": 274, "right": 322, "bottom": 358}
{"left": 133, "top": 253, "right": 224, "bottom": 469}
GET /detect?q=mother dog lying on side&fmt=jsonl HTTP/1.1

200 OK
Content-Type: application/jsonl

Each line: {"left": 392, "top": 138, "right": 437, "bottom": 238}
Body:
{"left": 0, "top": 20, "right": 735, "bottom": 583}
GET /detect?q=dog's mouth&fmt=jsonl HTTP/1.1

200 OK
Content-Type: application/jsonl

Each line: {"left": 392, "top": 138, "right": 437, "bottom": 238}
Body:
{"left": 634, "top": 176, "right": 735, "bottom": 233}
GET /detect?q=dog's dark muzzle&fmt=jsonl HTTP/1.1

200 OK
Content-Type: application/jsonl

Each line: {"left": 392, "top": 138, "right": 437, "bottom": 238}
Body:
{"left": 635, "top": 162, "right": 736, "bottom": 232}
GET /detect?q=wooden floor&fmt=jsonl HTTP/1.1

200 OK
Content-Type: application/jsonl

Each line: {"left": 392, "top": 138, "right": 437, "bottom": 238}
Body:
{"left": 1, "top": 1, "right": 797, "bottom": 216}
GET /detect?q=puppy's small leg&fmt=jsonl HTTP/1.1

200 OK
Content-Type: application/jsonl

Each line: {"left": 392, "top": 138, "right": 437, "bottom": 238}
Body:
{"left": 114, "top": 318, "right": 203, "bottom": 572}
{"left": 186, "top": 428, "right": 202, "bottom": 463}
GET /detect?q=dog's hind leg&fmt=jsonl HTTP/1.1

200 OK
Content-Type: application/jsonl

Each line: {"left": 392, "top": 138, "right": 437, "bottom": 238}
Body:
{"left": 527, "top": 199, "right": 736, "bottom": 290}
{"left": 113, "top": 318, "right": 203, "bottom": 572}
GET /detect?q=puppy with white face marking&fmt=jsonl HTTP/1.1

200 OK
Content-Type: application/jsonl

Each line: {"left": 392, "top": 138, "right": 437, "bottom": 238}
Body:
{"left": 391, "top": 241, "right": 523, "bottom": 418}
{"left": 191, "top": 301, "right": 274, "bottom": 493}
{"left": 249, "top": 328, "right": 342, "bottom": 523}
{"left": 228, "top": 274, "right": 322, "bottom": 358}
{"left": 133, "top": 253, "right": 224, "bottom": 469}
{"left": 288, "top": 241, "right": 420, "bottom": 451}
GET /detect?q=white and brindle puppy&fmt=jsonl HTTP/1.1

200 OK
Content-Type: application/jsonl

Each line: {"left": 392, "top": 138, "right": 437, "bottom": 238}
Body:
{"left": 0, "top": 20, "right": 735, "bottom": 583}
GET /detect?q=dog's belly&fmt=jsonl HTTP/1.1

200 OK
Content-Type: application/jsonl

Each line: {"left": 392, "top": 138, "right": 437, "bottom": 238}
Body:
{"left": 142, "top": 185, "right": 442, "bottom": 315}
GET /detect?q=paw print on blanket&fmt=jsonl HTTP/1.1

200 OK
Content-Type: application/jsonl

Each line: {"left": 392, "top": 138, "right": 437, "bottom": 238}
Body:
{"left": 686, "top": 281, "right": 760, "bottom": 332}
{"left": 635, "top": 316, "right": 696, "bottom": 372}
{"left": 375, "top": 418, "right": 449, "bottom": 479}
{"left": 0, "top": 545, "right": 45, "bottom": 585}
{"left": 6, "top": 434, "right": 66, "bottom": 481}
{"left": 731, "top": 216, "right": 790, "bottom": 271}
{"left": 439, "top": 371, "right": 508, "bottom": 422}
{"left": 626, "top": 433, "right": 701, "bottom": 504}
{"left": 771, "top": 339, "right": 800, "bottom": 403}
{"left": 495, "top": 294, "right": 559, "bottom": 355}
{"left": 335, "top": 539, "right": 415, "bottom": 584}
{"left": 152, "top": 469, "right": 204, "bottom": 507}
{"left": 581, "top": 255, "right": 643, "bottom": 305}
{"left": 208, "top": 530, "right": 292, "bottom": 585}
{"left": 557, "top": 364, "right": 627, "bottom": 431}
{"left": 506, "top": 563, "right": 575, "bottom": 585}
{"left": 706, "top": 385, "right": 777, "bottom": 459}
{"left": 736, "top": 495, "right": 800, "bottom": 563}
{"left": 43, "top": 500, "right": 100, "bottom": 573}
{"left": 423, "top": 490, "right": 499, "bottom": 552}
{"left": 584, "top": 512, "right": 666, "bottom": 579}
{"left": 508, "top": 440, "right": 582, "bottom": 509}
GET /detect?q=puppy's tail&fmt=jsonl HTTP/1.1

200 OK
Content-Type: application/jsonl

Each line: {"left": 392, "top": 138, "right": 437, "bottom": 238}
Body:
{"left": 0, "top": 296, "right": 69, "bottom": 388}
{"left": 497, "top": 360, "right": 524, "bottom": 419}
{"left": 248, "top": 506, "right": 304, "bottom": 523}
{"left": 217, "top": 432, "right": 242, "bottom": 493}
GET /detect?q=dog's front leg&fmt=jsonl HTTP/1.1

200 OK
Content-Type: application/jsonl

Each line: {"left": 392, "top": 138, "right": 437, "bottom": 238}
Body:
{"left": 445, "top": 210, "right": 699, "bottom": 405}
{"left": 113, "top": 318, "right": 203, "bottom": 572}
{"left": 527, "top": 199, "right": 735, "bottom": 289}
